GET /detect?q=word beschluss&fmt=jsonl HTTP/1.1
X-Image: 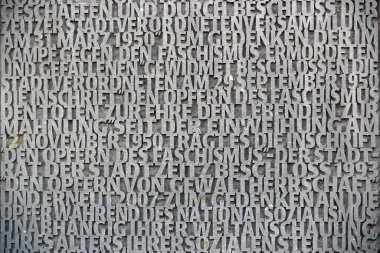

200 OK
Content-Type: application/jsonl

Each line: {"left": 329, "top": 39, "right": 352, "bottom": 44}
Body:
{"left": 0, "top": 0, "right": 379, "bottom": 252}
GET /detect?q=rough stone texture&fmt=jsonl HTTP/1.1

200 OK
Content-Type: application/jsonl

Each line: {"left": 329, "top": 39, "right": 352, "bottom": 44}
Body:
{"left": 0, "top": 0, "right": 379, "bottom": 252}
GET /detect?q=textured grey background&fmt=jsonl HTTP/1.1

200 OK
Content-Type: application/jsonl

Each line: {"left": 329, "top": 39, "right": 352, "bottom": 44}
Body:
{"left": 0, "top": 0, "right": 380, "bottom": 252}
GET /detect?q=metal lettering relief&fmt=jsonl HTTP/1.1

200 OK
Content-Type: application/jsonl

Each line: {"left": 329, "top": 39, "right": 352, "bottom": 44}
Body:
{"left": 0, "top": 0, "right": 379, "bottom": 252}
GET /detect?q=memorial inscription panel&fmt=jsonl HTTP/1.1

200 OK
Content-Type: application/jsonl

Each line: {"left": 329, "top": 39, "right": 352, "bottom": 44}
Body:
{"left": 0, "top": 0, "right": 379, "bottom": 252}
